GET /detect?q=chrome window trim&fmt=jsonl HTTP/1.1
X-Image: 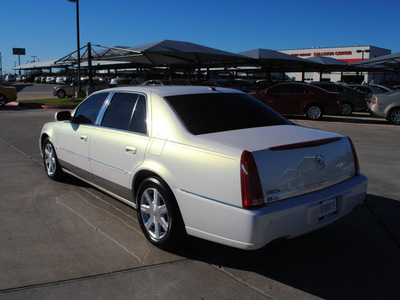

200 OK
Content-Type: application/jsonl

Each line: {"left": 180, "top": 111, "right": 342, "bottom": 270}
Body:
{"left": 95, "top": 91, "right": 114, "bottom": 125}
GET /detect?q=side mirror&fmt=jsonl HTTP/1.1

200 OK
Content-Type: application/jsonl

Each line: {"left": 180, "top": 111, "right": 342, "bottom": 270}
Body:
{"left": 55, "top": 111, "right": 71, "bottom": 121}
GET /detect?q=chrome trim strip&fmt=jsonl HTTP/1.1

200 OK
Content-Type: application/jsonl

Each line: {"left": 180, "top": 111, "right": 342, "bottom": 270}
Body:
{"left": 89, "top": 158, "right": 129, "bottom": 174}
{"left": 59, "top": 147, "right": 88, "bottom": 160}
{"left": 59, "top": 146, "right": 129, "bottom": 174}
{"left": 265, "top": 173, "right": 354, "bottom": 203}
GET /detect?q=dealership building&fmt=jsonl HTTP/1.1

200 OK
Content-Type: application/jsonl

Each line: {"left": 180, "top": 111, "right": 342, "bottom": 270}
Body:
{"left": 279, "top": 45, "right": 394, "bottom": 83}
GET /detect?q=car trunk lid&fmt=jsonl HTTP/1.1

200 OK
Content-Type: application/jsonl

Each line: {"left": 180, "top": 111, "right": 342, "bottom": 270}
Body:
{"left": 200, "top": 125, "right": 357, "bottom": 202}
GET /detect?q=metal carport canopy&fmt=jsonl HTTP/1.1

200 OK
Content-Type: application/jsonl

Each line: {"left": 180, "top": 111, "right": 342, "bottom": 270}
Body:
{"left": 92, "top": 40, "right": 252, "bottom": 67}
{"left": 238, "top": 48, "right": 323, "bottom": 72}
{"left": 349, "top": 52, "right": 400, "bottom": 69}
{"left": 13, "top": 60, "right": 59, "bottom": 70}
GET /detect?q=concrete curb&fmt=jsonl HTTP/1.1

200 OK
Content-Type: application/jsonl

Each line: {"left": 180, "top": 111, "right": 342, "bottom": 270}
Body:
{"left": 7, "top": 102, "right": 75, "bottom": 110}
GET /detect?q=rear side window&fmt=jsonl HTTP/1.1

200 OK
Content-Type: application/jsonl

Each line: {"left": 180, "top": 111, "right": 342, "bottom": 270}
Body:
{"left": 129, "top": 95, "right": 147, "bottom": 134}
{"left": 165, "top": 93, "right": 290, "bottom": 135}
{"left": 74, "top": 92, "right": 108, "bottom": 124}
{"left": 353, "top": 86, "right": 369, "bottom": 93}
{"left": 286, "top": 84, "right": 306, "bottom": 94}
{"left": 101, "top": 93, "right": 147, "bottom": 134}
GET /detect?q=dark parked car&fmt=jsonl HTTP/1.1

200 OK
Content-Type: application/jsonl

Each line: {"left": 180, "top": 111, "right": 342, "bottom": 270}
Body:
{"left": 310, "top": 82, "right": 368, "bottom": 115}
{"left": 250, "top": 82, "right": 341, "bottom": 120}
{"left": 346, "top": 84, "right": 392, "bottom": 103}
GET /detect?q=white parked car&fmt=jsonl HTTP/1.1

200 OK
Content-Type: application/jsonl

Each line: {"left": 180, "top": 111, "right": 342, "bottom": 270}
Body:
{"left": 369, "top": 90, "right": 400, "bottom": 125}
{"left": 39, "top": 86, "right": 367, "bottom": 250}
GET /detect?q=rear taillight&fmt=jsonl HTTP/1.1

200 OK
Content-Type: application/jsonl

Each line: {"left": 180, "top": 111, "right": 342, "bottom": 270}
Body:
{"left": 348, "top": 138, "right": 360, "bottom": 176}
{"left": 372, "top": 96, "right": 377, "bottom": 104}
{"left": 241, "top": 151, "right": 264, "bottom": 209}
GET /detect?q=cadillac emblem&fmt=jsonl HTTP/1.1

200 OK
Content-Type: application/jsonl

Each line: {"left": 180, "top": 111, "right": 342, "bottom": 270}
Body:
{"left": 315, "top": 154, "right": 325, "bottom": 170}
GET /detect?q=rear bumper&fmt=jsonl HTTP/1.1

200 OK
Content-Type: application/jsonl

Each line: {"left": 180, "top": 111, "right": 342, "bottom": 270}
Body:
{"left": 177, "top": 174, "right": 367, "bottom": 250}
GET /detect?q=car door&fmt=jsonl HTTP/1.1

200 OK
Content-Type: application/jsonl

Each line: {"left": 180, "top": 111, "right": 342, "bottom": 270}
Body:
{"left": 265, "top": 84, "right": 304, "bottom": 114}
{"left": 56, "top": 92, "right": 109, "bottom": 180}
{"left": 89, "top": 92, "right": 149, "bottom": 201}
{"left": 261, "top": 84, "right": 288, "bottom": 113}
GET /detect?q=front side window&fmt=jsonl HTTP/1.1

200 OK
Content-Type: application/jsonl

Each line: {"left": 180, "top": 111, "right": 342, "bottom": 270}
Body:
{"left": 73, "top": 92, "right": 108, "bottom": 124}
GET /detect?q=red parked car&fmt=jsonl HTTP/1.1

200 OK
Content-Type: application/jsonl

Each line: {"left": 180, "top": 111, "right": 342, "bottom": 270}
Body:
{"left": 250, "top": 82, "right": 341, "bottom": 120}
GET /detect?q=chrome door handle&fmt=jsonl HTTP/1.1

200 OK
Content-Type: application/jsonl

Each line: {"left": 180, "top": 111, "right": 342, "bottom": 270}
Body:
{"left": 125, "top": 146, "right": 137, "bottom": 154}
{"left": 80, "top": 135, "right": 88, "bottom": 142}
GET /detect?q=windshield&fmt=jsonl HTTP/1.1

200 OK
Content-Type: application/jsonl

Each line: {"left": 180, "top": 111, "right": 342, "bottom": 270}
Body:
{"left": 165, "top": 93, "right": 290, "bottom": 135}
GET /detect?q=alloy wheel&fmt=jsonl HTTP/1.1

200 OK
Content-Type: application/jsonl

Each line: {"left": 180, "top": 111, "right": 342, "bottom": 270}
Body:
{"left": 341, "top": 103, "right": 352, "bottom": 116}
{"left": 307, "top": 106, "right": 322, "bottom": 120}
{"left": 0, "top": 95, "right": 6, "bottom": 107}
{"left": 44, "top": 143, "right": 57, "bottom": 177}
{"left": 389, "top": 109, "right": 400, "bottom": 125}
{"left": 140, "top": 187, "right": 170, "bottom": 241}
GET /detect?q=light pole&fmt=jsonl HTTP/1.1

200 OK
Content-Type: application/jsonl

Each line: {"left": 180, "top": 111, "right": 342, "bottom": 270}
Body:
{"left": 0, "top": 52, "right": 2, "bottom": 79}
{"left": 68, "top": 0, "right": 85, "bottom": 97}
{"left": 356, "top": 49, "right": 370, "bottom": 83}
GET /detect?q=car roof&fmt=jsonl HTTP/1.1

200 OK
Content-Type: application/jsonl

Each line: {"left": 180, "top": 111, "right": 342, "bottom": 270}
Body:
{"left": 97, "top": 85, "right": 244, "bottom": 97}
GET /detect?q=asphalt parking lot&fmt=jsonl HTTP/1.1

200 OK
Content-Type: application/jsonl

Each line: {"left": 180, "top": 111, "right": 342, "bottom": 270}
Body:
{"left": 0, "top": 105, "right": 399, "bottom": 299}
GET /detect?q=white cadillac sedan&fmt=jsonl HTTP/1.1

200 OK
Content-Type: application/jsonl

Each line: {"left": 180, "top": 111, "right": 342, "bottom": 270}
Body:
{"left": 40, "top": 86, "right": 367, "bottom": 250}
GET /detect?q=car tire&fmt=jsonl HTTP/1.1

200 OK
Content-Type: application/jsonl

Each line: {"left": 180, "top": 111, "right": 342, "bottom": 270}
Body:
{"left": 388, "top": 108, "right": 400, "bottom": 125}
{"left": 340, "top": 102, "right": 353, "bottom": 116}
{"left": 137, "top": 177, "right": 186, "bottom": 249}
{"left": 56, "top": 90, "right": 66, "bottom": 98}
{"left": 305, "top": 104, "right": 323, "bottom": 120}
{"left": 43, "top": 138, "right": 64, "bottom": 181}
{"left": 0, "top": 94, "right": 7, "bottom": 107}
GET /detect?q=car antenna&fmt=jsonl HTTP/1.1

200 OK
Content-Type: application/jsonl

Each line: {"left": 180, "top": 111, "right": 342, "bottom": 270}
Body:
{"left": 208, "top": 84, "right": 217, "bottom": 91}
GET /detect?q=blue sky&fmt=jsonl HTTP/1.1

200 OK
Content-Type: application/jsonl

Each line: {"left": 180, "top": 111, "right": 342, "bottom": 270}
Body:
{"left": 1, "top": 0, "right": 399, "bottom": 74}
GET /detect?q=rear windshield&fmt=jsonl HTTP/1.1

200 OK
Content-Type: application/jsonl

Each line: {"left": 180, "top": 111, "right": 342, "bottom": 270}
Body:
{"left": 164, "top": 93, "right": 290, "bottom": 135}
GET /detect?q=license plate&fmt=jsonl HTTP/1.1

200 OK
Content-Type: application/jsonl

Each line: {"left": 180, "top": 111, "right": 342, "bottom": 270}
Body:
{"left": 318, "top": 197, "right": 337, "bottom": 221}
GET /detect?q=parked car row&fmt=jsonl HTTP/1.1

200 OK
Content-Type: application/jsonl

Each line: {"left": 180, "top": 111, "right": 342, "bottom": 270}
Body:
{"left": 5, "top": 73, "right": 398, "bottom": 125}
{"left": 248, "top": 81, "right": 400, "bottom": 125}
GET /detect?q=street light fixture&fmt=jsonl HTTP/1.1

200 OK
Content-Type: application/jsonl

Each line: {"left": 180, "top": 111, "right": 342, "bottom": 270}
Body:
{"left": 68, "top": 0, "right": 85, "bottom": 97}
{"left": 356, "top": 49, "right": 370, "bottom": 61}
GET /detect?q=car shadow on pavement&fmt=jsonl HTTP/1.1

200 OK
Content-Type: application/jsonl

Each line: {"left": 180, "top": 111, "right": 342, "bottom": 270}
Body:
{"left": 173, "top": 194, "right": 400, "bottom": 299}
